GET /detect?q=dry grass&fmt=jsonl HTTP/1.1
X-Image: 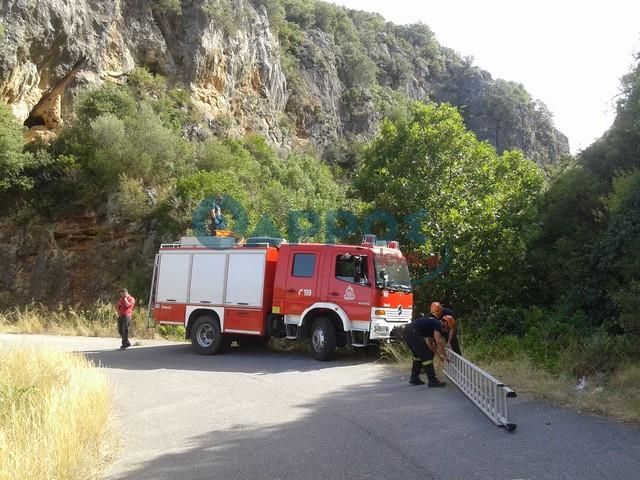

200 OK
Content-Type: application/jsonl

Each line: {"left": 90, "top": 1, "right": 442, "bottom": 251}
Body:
{"left": 379, "top": 340, "right": 413, "bottom": 366}
{"left": 0, "top": 303, "right": 185, "bottom": 341}
{"left": 0, "top": 346, "right": 118, "bottom": 479}
{"left": 476, "top": 357, "right": 640, "bottom": 423}
{"left": 380, "top": 341, "right": 640, "bottom": 423}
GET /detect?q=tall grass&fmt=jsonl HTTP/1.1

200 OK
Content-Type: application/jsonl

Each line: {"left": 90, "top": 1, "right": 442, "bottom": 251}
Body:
{"left": 0, "top": 347, "right": 118, "bottom": 479}
{"left": 0, "top": 302, "right": 186, "bottom": 341}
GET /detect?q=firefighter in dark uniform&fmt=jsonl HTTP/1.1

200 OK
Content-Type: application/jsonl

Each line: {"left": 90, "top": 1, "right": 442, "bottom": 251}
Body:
{"left": 430, "top": 302, "right": 462, "bottom": 355}
{"left": 402, "top": 313, "right": 453, "bottom": 386}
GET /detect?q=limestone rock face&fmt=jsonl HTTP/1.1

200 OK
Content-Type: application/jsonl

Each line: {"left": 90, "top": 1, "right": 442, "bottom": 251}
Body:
{"left": 0, "top": 0, "right": 288, "bottom": 143}
{"left": 280, "top": 29, "right": 379, "bottom": 154}
{"left": 285, "top": 29, "right": 342, "bottom": 147}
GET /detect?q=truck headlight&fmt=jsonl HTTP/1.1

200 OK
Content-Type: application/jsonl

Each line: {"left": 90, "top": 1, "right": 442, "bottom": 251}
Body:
{"left": 373, "top": 325, "right": 389, "bottom": 334}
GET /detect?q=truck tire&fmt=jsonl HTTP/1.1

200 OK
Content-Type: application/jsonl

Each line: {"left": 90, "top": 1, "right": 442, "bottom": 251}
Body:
{"left": 236, "top": 335, "right": 270, "bottom": 348}
{"left": 191, "top": 315, "right": 223, "bottom": 355}
{"left": 310, "top": 317, "right": 337, "bottom": 361}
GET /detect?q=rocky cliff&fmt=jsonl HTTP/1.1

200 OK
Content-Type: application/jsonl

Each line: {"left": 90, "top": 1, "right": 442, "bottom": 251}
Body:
{"left": 0, "top": 0, "right": 287, "bottom": 144}
{"left": 0, "top": 215, "right": 151, "bottom": 305}
{"left": 0, "top": 0, "right": 569, "bottom": 165}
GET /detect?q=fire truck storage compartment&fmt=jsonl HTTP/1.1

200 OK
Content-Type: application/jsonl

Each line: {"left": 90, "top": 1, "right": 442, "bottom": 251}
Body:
{"left": 224, "top": 308, "right": 263, "bottom": 333}
{"left": 156, "top": 250, "right": 267, "bottom": 309}
{"left": 225, "top": 252, "right": 265, "bottom": 307}
{"left": 157, "top": 253, "right": 191, "bottom": 303}
{"left": 190, "top": 254, "right": 226, "bottom": 304}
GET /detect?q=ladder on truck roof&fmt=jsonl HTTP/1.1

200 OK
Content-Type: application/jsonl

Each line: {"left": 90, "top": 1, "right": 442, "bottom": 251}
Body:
{"left": 162, "top": 235, "right": 240, "bottom": 249}
{"left": 444, "top": 348, "right": 517, "bottom": 432}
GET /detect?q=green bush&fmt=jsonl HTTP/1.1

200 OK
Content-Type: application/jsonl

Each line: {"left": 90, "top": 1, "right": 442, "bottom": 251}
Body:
{"left": 202, "top": 0, "right": 244, "bottom": 36}
{"left": 261, "top": 0, "right": 286, "bottom": 31}
{"left": 111, "top": 174, "right": 154, "bottom": 221}
{"left": 564, "top": 331, "right": 633, "bottom": 375}
{"left": 466, "top": 305, "right": 634, "bottom": 374}
{"left": 158, "top": 324, "right": 186, "bottom": 340}
{"left": 127, "top": 67, "right": 167, "bottom": 98}
{"left": 75, "top": 83, "right": 137, "bottom": 125}
{"left": 0, "top": 103, "right": 34, "bottom": 192}
{"left": 466, "top": 335, "right": 524, "bottom": 362}
{"left": 76, "top": 103, "right": 193, "bottom": 189}
{"left": 152, "top": 0, "right": 182, "bottom": 15}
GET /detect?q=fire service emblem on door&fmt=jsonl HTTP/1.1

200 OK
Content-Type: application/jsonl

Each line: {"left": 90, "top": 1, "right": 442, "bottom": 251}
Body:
{"left": 344, "top": 285, "right": 356, "bottom": 301}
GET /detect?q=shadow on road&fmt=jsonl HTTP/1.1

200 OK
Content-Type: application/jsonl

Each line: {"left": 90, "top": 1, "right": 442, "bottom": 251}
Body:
{"left": 107, "top": 370, "right": 640, "bottom": 480}
{"left": 83, "top": 343, "right": 380, "bottom": 374}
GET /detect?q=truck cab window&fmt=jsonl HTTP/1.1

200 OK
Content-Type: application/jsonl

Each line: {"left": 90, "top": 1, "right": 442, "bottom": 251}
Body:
{"left": 335, "top": 255, "right": 369, "bottom": 285}
{"left": 292, "top": 253, "right": 316, "bottom": 277}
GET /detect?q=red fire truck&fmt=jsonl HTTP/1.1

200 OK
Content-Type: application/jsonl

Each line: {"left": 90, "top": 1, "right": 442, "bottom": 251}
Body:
{"left": 150, "top": 235, "right": 413, "bottom": 360}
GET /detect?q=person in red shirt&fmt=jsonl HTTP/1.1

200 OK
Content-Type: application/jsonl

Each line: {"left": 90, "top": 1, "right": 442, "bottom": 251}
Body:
{"left": 117, "top": 288, "right": 135, "bottom": 350}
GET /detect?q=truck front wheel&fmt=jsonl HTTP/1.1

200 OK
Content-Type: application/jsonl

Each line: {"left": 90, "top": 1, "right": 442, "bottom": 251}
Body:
{"left": 191, "top": 315, "right": 223, "bottom": 355}
{"left": 310, "top": 317, "right": 337, "bottom": 361}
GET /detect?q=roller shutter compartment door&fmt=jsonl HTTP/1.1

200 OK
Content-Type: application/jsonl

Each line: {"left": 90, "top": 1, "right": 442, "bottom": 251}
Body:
{"left": 225, "top": 253, "right": 265, "bottom": 307}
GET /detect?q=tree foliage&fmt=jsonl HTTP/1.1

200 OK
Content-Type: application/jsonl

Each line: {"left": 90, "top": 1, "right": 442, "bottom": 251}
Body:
{"left": 175, "top": 134, "right": 349, "bottom": 238}
{"left": 525, "top": 55, "right": 640, "bottom": 349}
{"left": 357, "top": 101, "right": 543, "bottom": 311}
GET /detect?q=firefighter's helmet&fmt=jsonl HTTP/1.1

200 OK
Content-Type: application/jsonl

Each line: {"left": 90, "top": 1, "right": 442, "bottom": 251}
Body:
{"left": 430, "top": 302, "right": 443, "bottom": 318}
{"left": 442, "top": 315, "right": 456, "bottom": 331}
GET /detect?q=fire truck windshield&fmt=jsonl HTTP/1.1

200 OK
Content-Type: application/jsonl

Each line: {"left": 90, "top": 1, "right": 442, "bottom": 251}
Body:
{"left": 374, "top": 253, "right": 411, "bottom": 292}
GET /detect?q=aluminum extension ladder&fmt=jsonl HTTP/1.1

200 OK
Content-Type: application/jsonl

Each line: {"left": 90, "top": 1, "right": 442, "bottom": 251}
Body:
{"left": 145, "top": 254, "right": 159, "bottom": 330}
{"left": 444, "top": 348, "right": 518, "bottom": 431}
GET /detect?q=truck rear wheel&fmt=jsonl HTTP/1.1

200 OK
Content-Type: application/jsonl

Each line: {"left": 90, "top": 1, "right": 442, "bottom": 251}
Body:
{"left": 310, "top": 317, "right": 337, "bottom": 361}
{"left": 191, "top": 315, "right": 223, "bottom": 355}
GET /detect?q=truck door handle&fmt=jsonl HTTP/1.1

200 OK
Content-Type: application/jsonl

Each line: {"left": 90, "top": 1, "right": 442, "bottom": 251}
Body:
{"left": 287, "top": 289, "right": 296, "bottom": 293}
{"left": 330, "top": 292, "right": 340, "bottom": 296}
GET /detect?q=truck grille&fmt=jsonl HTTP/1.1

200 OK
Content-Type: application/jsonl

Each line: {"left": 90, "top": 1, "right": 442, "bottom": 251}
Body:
{"left": 384, "top": 307, "right": 412, "bottom": 323}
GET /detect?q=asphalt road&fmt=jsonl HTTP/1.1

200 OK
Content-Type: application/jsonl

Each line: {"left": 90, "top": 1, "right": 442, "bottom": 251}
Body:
{"left": 1, "top": 333, "right": 639, "bottom": 480}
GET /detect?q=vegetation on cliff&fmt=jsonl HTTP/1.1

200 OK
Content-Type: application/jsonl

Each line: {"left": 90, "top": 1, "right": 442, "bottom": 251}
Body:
{"left": 273, "top": 0, "right": 568, "bottom": 166}
{"left": 0, "top": 103, "right": 38, "bottom": 192}
{"left": 147, "top": 0, "right": 570, "bottom": 165}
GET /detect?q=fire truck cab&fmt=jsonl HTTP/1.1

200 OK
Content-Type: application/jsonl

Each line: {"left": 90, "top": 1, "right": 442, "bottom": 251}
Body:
{"left": 151, "top": 235, "right": 413, "bottom": 360}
